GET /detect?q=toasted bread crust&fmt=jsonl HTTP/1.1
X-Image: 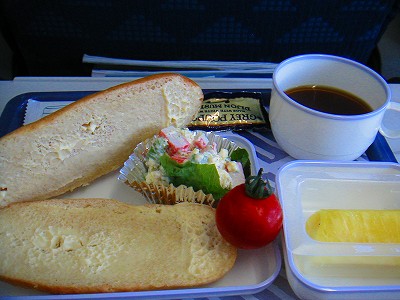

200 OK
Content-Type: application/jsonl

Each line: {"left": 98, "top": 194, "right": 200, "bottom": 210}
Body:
{"left": 0, "top": 73, "right": 203, "bottom": 205}
{"left": 0, "top": 199, "right": 237, "bottom": 294}
{"left": 2, "top": 73, "right": 201, "bottom": 138}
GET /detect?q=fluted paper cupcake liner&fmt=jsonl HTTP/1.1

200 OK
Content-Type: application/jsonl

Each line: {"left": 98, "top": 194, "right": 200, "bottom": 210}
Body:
{"left": 118, "top": 130, "right": 239, "bottom": 206}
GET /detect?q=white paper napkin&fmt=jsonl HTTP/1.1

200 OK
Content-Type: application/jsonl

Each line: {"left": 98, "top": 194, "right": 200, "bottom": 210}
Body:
{"left": 24, "top": 100, "right": 73, "bottom": 125}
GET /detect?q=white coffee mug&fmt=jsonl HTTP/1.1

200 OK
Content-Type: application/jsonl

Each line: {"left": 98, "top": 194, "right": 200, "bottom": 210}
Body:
{"left": 269, "top": 54, "right": 400, "bottom": 161}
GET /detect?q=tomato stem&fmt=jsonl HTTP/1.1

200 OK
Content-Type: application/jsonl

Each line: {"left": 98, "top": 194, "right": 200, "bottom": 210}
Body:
{"left": 245, "top": 168, "right": 273, "bottom": 199}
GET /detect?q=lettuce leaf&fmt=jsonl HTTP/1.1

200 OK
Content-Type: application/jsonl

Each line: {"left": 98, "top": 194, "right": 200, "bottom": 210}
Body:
{"left": 159, "top": 154, "right": 228, "bottom": 200}
{"left": 231, "top": 148, "right": 251, "bottom": 177}
{"left": 159, "top": 147, "right": 250, "bottom": 200}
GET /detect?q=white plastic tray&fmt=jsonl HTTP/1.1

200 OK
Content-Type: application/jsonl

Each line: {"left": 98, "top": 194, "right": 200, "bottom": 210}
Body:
{"left": 1, "top": 133, "right": 281, "bottom": 300}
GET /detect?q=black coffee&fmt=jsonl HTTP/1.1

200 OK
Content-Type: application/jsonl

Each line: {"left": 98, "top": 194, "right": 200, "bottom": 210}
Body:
{"left": 285, "top": 85, "right": 373, "bottom": 115}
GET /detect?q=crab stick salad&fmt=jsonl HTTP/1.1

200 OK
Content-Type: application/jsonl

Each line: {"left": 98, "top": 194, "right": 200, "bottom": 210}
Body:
{"left": 144, "top": 126, "right": 249, "bottom": 200}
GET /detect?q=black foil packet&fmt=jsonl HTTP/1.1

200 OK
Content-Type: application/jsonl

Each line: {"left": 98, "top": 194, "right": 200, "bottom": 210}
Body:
{"left": 189, "top": 91, "right": 270, "bottom": 131}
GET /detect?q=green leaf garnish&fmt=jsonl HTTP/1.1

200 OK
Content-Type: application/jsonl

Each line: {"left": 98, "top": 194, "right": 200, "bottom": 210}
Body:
{"left": 231, "top": 148, "right": 251, "bottom": 178}
{"left": 159, "top": 154, "right": 228, "bottom": 200}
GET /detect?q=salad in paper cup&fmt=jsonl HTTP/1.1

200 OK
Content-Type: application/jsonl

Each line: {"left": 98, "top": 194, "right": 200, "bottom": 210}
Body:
{"left": 119, "top": 126, "right": 250, "bottom": 206}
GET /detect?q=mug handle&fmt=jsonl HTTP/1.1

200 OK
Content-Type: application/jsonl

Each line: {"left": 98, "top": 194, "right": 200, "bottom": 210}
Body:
{"left": 379, "top": 102, "right": 400, "bottom": 139}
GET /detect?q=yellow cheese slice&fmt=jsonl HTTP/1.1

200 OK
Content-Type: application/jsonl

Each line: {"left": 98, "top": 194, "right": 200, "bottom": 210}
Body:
{"left": 306, "top": 209, "right": 400, "bottom": 243}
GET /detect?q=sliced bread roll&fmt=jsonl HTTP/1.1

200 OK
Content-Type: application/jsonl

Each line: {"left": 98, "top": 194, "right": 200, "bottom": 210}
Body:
{"left": 0, "top": 73, "right": 203, "bottom": 205}
{"left": 0, "top": 199, "right": 237, "bottom": 294}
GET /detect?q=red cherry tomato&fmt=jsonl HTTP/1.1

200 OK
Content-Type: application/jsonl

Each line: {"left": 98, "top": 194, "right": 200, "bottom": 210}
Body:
{"left": 215, "top": 169, "right": 283, "bottom": 249}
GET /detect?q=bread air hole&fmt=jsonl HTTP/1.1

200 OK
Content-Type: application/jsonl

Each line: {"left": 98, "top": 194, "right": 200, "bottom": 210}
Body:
{"left": 32, "top": 228, "right": 84, "bottom": 251}
{"left": 0, "top": 187, "right": 7, "bottom": 202}
{"left": 81, "top": 121, "right": 99, "bottom": 134}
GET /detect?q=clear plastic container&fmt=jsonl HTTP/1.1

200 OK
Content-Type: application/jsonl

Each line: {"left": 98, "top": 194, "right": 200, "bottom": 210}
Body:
{"left": 276, "top": 161, "right": 400, "bottom": 300}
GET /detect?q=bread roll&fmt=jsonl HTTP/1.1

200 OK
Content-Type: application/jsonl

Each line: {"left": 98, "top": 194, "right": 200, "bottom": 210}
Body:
{"left": 0, "top": 73, "right": 203, "bottom": 205}
{"left": 0, "top": 199, "right": 237, "bottom": 294}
